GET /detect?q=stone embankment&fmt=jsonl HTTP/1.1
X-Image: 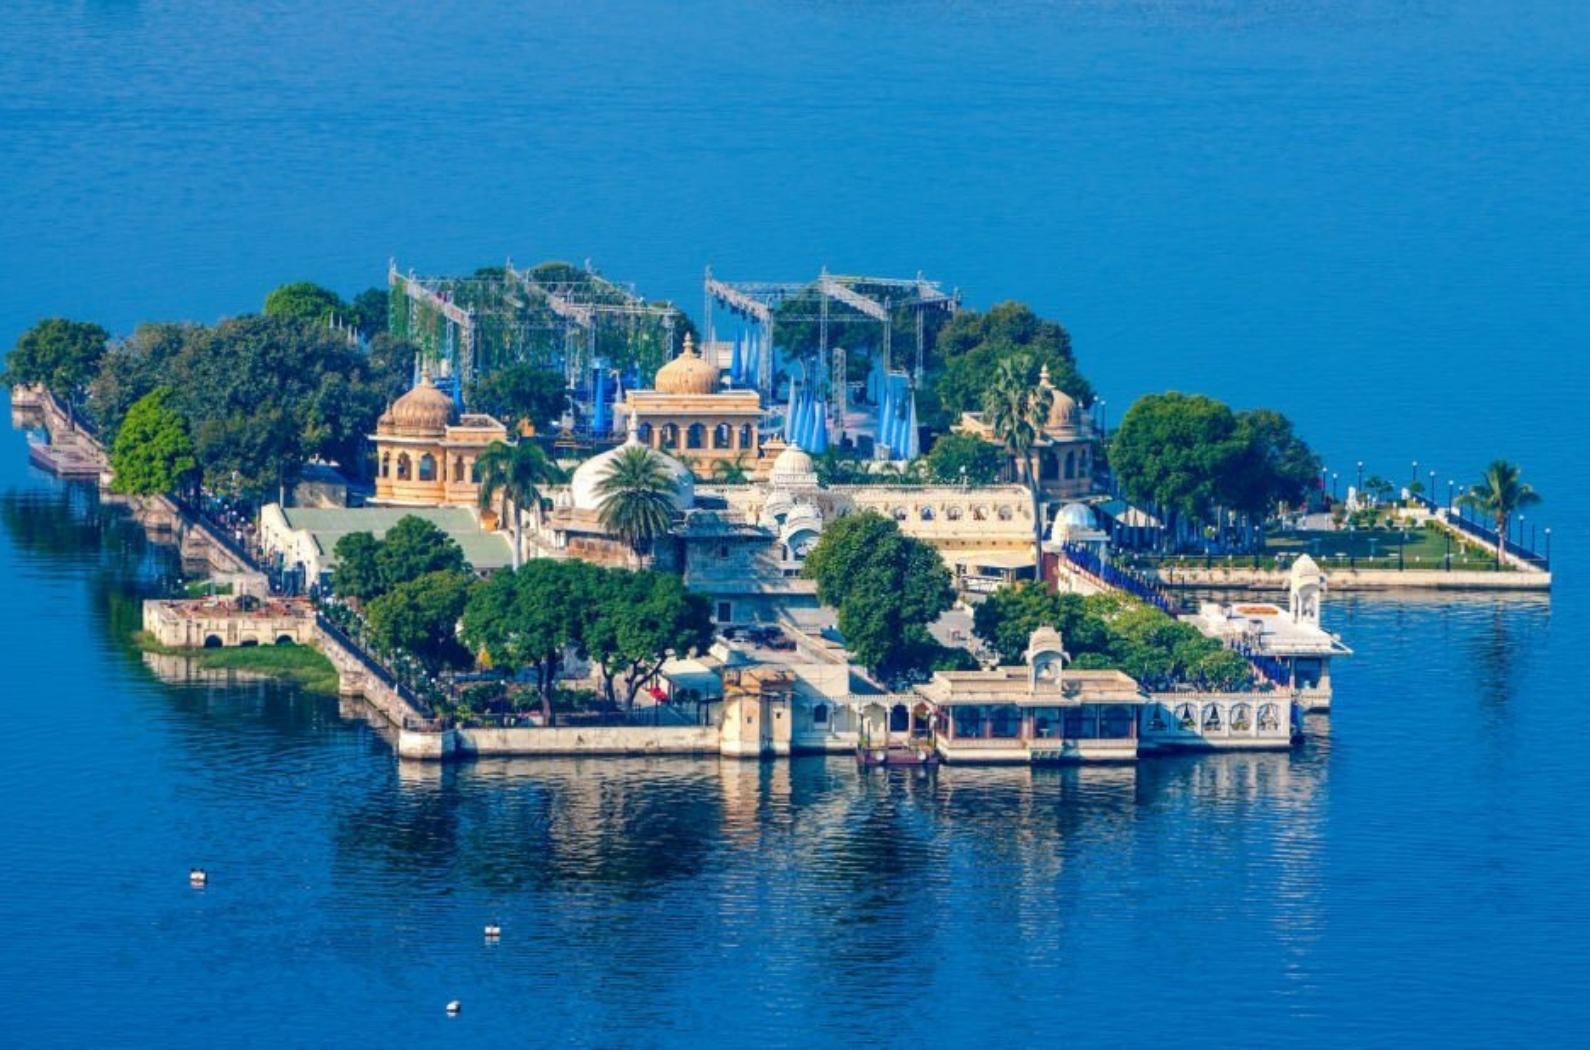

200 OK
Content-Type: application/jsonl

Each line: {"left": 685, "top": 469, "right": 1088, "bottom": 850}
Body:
{"left": 1153, "top": 564, "right": 1550, "bottom": 592}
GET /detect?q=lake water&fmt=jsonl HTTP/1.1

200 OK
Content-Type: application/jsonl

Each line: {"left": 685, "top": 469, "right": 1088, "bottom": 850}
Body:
{"left": 2, "top": 1, "right": 1587, "bottom": 1045}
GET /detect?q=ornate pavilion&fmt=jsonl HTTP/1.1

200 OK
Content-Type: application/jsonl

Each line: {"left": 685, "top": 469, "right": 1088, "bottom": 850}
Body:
{"left": 616, "top": 333, "right": 766, "bottom": 479}
{"left": 954, "top": 363, "right": 1096, "bottom": 500}
{"left": 369, "top": 371, "right": 508, "bottom": 508}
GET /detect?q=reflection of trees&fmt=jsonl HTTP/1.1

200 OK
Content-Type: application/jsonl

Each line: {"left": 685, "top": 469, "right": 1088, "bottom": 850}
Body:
{"left": 0, "top": 484, "right": 115, "bottom": 563}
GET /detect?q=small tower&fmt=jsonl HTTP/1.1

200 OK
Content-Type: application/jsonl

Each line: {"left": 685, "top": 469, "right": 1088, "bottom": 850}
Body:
{"left": 1024, "top": 625, "right": 1070, "bottom": 691}
{"left": 1289, "top": 554, "right": 1324, "bottom": 626}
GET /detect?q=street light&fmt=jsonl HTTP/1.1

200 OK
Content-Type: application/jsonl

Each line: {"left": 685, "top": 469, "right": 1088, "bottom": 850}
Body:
{"left": 1546, "top": 527, "right": 1552, "bottom": 565}
{"left": 1356, "top": 460, "right": 1364, "bottom": 494}
{"left": 1447, "top": 479, "right": 1454, "bottom": 511}
{"left": 1410, "top": 460, "right": 1418, "bottom": 493}
{"left": 1332, "top": 472, "right": 1340, "bottom": 500}
{"left": 1428, "top": 469, "right": 1435, "bottom": 506}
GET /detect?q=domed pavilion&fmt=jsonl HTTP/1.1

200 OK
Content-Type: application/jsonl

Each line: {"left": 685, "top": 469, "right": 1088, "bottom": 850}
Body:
{"left": 953, "top": 363, "right": 1096, "bottom": 501}
{"left": 371, "top": 370, "right": 508, "bottom": 507}
{"left": 616, "top": 333, "right": 766, "bottom": 479}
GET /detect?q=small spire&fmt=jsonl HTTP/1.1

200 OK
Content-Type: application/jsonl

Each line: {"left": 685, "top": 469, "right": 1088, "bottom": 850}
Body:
{"left": 682, "top": 332, "right": 697, "bottom": 358}
{"left": 1038, "top": 363, "right": 1053, "bottom": 388}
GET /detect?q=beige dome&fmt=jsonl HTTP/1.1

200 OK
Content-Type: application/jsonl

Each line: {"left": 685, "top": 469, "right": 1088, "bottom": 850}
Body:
{"left": 1039, "top": 364, "right": 1080, "bottom": 432}
{"left": 653, "top": 333, "right": 720, "bottom": 395}
{"left": 381, "top": 372, "right": 455, "bottom": 434}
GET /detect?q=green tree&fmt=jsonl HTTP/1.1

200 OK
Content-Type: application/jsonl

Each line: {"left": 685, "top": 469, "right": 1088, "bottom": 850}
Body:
{"left": 1223, "top": 408, "right": 1322, "bottom": 527}
{"left": 594, "top": 445, "right": 679, "bottom": 564}
{"left": 465, "top": 363, "right": 569, "bottom": 431}
{"left": 264, "top": 281, "right": 346, "bottom": 323}
{"left": 983, "top": 354, "right": 1053, "bottom": 576}
{"left": 923, "top": 431, "right": 1003, "bottom": 485}
{"left": 972, "top": 584, "right": 1110, "bottom": 664}
{"left": 460, "top": 559, "right": 605, "bottom": 717}
{"left": 330, "top": 532, "right": 384, "bottom": 602}
{"left": 364, "top": 569, "right": 477, "bottom": 670}
{"left": 802, "top": 511, "right": 955, "bottom": 684}
{"left": 710, "top": 455, "right": 751, "bottom": 484}
{"left": 1109, "top": 392, "right": 1247, "bottom": 547}
{"left": 4, "top": 318, "right": 110, "bottom": 422}
{"left": 375, "top": 514, "right": 469, "bottom": 588}
{"left": 919, "top": 302, "right": 1092, "bottom": 430}
{"left": 349, "top": 287, "right": 389, "bottom": 335}
{"left": 1457, "top": 459, "right": 1542, "bottom": 566}
{"left": 582, "top": 568, "right": 714, "bottom": 709}
{"left": 108, "top": 387, "right": 197, "bottom": 496}
{"left": 476, "top": 440, "right": 565, "bottom": 569}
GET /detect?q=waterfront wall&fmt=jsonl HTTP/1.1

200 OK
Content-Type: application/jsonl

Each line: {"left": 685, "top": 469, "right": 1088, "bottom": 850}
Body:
{"left": 458, "top": 724, "right": 719, "bottom": 758}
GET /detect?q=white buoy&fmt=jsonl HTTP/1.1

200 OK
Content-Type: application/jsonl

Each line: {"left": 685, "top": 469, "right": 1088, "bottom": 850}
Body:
{"left": 189, "top": 868, "right": 207, "bottom": 888}
{"left": 484, "top": 923, "right": 501, "bottom": 940}
{"left": 445, "top": 1000, "right": 461, "bottom": 1017}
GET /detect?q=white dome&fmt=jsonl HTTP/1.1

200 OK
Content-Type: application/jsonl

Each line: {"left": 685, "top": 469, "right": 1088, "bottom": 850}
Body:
{"left": 1055, "top": 502, "right": 1095, "bottom": 528}
{"left": 769, "top": 444, "right": 818, "bottom": 489}
{"left": 569, "top": 436, "right": 694, "bottom": 513}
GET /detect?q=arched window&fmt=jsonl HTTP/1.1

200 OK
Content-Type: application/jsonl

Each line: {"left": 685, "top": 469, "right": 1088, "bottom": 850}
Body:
{"left": 713, "top": 423, "right": 731, "bottom": 449}
{"left": 1041, "top": 450, "right": 1060, "bottom": 481}
{"left": 1202, "top": 704, "right": 1223, "bottom": 731}
{"left": 686, "top": 423, "right": 705, "bottom": 449}
{"left": 997, "top": 506, "right": 1014, "bottom": 521}
{"left": 637, "top": 422, "right": 653, "bottom": 445}
{"left": 661, "top": 423, "right": 679, "bottom": 449}
{"left": 972, "top": 505, "right": 988, "bottom": 521}
{"left": 920, "top": 506, "right": 934, "bottom": 521}
{"left": 1258, "top": 703, "right": 1280, "bottom": 731}
{"left": 1064, "top": 450, "right": 1076, "bottom": 479}
{"left": 380, "top": 453, "right": 390, "bottom": 478}
{"left": 739, "top": 423, "right": 753, "bottom": 449}
{"left": 889, "top": 704, "right": 910, "bottom": 732}
{"left": 892, "top": 507, "right": 908, "bottom": 521}
{"left": 418, "top": 453, "right": 437, "bottom": 481}
{"left": 396, "top": 453, "right": 412, "bottom": 480}
{"left": 470, "top": 459, "right": 481, "bottom": 483}
{"left": 1175, "top": 703, "right": 1196, "bottom": 730}
{"left": 945, "top": 505, "right": 963, "bottom": 521}
{"left": 453, "top": 456, "right": 465, "bottom": 482}
{"left": 812, "top": 703, "right": 829, "bottom": 726}
{"left": 1229, "top": 703, "right": 1252, "bottom": 731}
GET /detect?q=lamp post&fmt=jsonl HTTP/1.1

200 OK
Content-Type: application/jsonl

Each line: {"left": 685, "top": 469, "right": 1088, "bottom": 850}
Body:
{"left": 1356, "top": 460, "right": 1364, "bottom": 495}
{"left": 1428, "top": 469, "right": 1435, "bottom": 507}
{"left": 1410, "top": 460, "right": 1418, "bottom": 496}
{"left": 1447, "top": 479, "right": 1454, "bottom": 511}
{"left": 1518, "top": 514, "right": 1526, "bottom": 553}
{"left": 1332, "top": 472, "right": 1339, "bottom": 500}
{"left": 1546, "top": 527, "right": 1552, "bottom": 566}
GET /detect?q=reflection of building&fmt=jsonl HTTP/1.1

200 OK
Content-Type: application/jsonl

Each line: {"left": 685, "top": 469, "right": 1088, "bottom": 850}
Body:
{"left": 1184, "top": 554, "right": 1352, "bottom": 711}
{"left": 370, "top": 371, "right": 507, "bottom": 507}
{"left": 617, "top": 334, "right": 765, "bottom": 479}
{"left": 955, "top": 364, "right": 1096, "bottom": 501}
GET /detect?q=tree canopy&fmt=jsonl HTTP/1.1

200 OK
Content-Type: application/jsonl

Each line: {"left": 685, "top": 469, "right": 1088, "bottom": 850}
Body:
{"left": 364, "top": 569, "right": 477, "bottom": 670}
{"left": 459, "top": 559, "right": 712, "bottom": 710}
{"left": 1110, "top": 392, "right": 1320, "bottom": 543}
{"left": 331, "top": 514, "right": 470, "bottom": 602}
{"left": 802, "top": 510, "right": 956, "bottom": 684}
{"left": 466, "top": 363, "right": 569, "bottom": 431}
{"left": 4, "top": 318, "right": 110, "bottom": 413}
{"left": 264, "top": 282, "right": 345, "bottom": 324}
{"left": 108, "top": 387, "right": 197, "bottom": 496}
{"left": 595, "top": 445, "right": 679, "bottom": 559}
{"left": 1458, "top": 459, "right": 1541, "bottom": 563}
{"left": 922, "top": 431, "right": 1003, "bottom": 485}
{"left": 919, "top": 302, "right": 1092, "bottom": 430}
{"left": 973, "top": 585, "right": 1251, "bottom": 691}
{"left": 81, "top": 315, "right": 410, "bottom": 500}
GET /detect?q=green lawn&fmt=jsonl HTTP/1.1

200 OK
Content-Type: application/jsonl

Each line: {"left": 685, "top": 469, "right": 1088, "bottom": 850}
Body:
{"left": 132, "top": 631, "right": 341, "bottom": 694}
{"left": 1129, "top": 524, "right": 1509, "bottom": 572}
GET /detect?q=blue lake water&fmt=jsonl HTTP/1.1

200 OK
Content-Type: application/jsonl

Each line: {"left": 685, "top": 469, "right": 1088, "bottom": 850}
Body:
{"left": 2, "top": 1, "right": 1588, "bottom": 1045}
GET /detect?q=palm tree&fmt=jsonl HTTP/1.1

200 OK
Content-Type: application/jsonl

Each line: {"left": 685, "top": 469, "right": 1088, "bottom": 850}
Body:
{"left": 1457, "top": 459, "right": 1541, "bottom": 567}
{"left": 711, "top": 455, "right": 750, "bottom": 485}
{"left": 983, "top": 355, "right": 1054, "bottom": 577}
{"left": 476, "top": 440, "right": 565, "bottom": 569}
{"left": 595, "top": 445, "right": 679, "bottom": 564}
